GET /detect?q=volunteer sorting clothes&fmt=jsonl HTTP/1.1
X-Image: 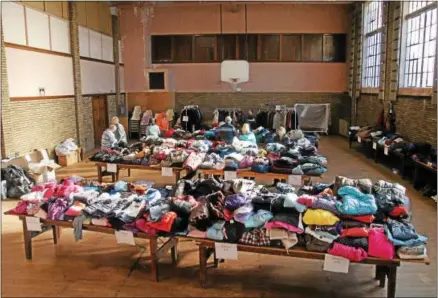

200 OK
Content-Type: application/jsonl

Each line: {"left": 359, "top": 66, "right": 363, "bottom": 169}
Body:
{"left": 215, "top": 116, "right": 237, "bottom": 144}
{"left": 101, "top": 125, "right": 118, "bottom": 149}
{"left": 6, "top": 175, "right": 427, "bottom": 262}
{"left": 146, "top": 118, "right": 161, "bottom": 137}
{"left": 239, "top": 123, "right": 257, "bottom": 144}
{"left": 111, "top": 117, "right": 127, "bottom": 146}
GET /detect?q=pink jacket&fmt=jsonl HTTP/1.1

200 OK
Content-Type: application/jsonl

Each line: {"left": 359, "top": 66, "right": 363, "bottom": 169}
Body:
{"left": 368, "top": 228, "right": 395, "bottom": 259}
{"left": 328, "top": 242, "right": 368, "bottom": 262}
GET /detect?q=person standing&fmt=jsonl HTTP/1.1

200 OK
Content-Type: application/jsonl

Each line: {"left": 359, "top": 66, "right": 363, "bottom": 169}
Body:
{"left": 216, "top": 116, "right": 236, "bottom": 144}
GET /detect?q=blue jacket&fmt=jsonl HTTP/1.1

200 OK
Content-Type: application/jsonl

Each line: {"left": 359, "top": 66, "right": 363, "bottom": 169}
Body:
{"left": 239, "top": 132, "right": 257, "bottom": 144}
{"left": 336, "top": 186, "right": 377, "bottom": 215}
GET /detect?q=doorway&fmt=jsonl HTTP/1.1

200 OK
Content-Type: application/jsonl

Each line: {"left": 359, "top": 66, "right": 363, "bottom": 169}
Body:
{"left": 92, "top": 96, "right": 108, "bottom": 147}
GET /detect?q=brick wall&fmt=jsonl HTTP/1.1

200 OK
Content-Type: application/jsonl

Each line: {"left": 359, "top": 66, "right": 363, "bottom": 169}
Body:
{"left": 107, "top": 95, "right": 117, "bottom": 120}
{"left": 78, "top": 97, "right": 95, "bottom": 152}
{"left": 356, "top": 94, "right": 384, "bottom": 127}
{"left": 1, "top": 30, "right": 78, "bottom": 158}
{"left": 349, "top": 2, "right": 437, "bottom": 146}
{"left": 175, "top": 93, "right": 347, "bottom": 133}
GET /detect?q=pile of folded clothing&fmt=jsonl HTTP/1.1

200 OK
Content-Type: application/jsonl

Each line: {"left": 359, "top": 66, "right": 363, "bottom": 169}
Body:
{"left": 90, "top": 133, "right": 328, "bottom": 177}
{"left": 6, "top": 174, "right": 427, "bottom": 262}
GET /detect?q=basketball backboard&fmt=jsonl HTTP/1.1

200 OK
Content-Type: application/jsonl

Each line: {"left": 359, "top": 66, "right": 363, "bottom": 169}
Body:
{"left": 221, "top": 60, "right": 249, "bottom": 91}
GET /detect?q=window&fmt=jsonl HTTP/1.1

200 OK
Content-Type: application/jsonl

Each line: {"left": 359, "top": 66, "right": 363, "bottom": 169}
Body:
{"left": 173, "top": 36, "right": 193, "bottom": 63}
{"left": 194, "top": 35, "right": 217, "bottom": 62}
{"left": 323, "top": 34, "right": 346, "bottom": 62}
{"left": 302, "top": 35, "right": 323, "bottom": 61}
{"left": 151, "top": 34, "right": 347, "bottom": 63}
{"left": 151, "top": 36, "right": 172, "bottom": 63}
{"left": 400, "top": 1, "right": 437, "bottom": 88}
{"left": 260, "top": 35, "right": 280, "bottom": 61}
{"left": 282, "top": 35, "right": 301, "bottom": 61}
{"left": 362, "top": 1, "right": 383, "bottom": 88}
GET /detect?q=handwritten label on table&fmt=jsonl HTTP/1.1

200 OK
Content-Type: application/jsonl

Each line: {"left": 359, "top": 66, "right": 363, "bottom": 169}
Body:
{"left": 357, "top": 137, "right": 361, "bottom": 143}
{"left": 373, "top": 142, "right": 377, "bottom": 150}
{"left": 25, "top": 216, "right": 42, "bottom": 232}
{"left": 107, "top": 163, "right": 117, "bottom": 173}
{"left": 288, "top": 175, "right": 302, "bottom": 186}
{"left": 182, "top": 116, "right": 189, "bottom": 122}
{"left": 162, "top": 167, "right": 173, "bottom": 177}
{"left": 323, "top": 254, "right": 349, "bottom": 273}
{"left": 115, "top": 230, "right": 135, "bottom": 246}
{"left": 384, "top": 146, "right": 389, "bottom": 156}
{"left": 224, "top": 171, "right": 237, "bottom": 180}
{"left": 215, "top": 242, "right": 238, "bottom": 260}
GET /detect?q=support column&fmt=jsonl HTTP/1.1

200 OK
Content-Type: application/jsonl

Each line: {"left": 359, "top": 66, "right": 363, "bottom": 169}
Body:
{"left": 111, "top": 6, "right": 121, "bottom": 112}
{"left": 68, "top": 2, "right": 82, "bottom": 147}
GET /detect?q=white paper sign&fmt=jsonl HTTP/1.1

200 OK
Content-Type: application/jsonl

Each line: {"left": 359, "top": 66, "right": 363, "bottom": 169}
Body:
{"left": 373, "top": 142, "right": 377, "bottom": 150}
{"left": 357, "top": 137, "right": 361, "bottom": 143}
{"left": 107, "top": 163, "right": 117, "bottom": 173}
{"left": 115, "top": 230, "right": 135, "bottom": 246}
{"left": 275, "top": 105, "right": 281, "bottom": 111}
{"left": 224, "top": 171, "right": 237, "bottom": 180}
{"left": 182, "top": 116, "right": 189, "bottom": 122}
{"left": 323, "top": 254, "right": 349, "bottom": 273}
{"left": 288, "top": 175, "right": 302, "bottom": 186}
{"left": 215, "top": 242, "right": 238, "bottom": 260}
{"left": 384, "top": 146, "right": 389, "bottom": 155}
{"left": 161, "top": 167, "right": 173, "bottom": 177}
{"left": 25, "top": 216, "right": 42, "bottom": 232}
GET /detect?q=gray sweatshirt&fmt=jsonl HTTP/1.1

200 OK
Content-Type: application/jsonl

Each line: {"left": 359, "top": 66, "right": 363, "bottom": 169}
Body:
{"left": 101, "top": 129, "right": 118, "bottom": 148}
{"left": 113, "top": 123, "right": 127, "bottom": 143}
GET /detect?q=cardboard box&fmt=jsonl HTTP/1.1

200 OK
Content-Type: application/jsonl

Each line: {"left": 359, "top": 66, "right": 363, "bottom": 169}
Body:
{"left": 58, "top": 149, "right": 80, "bottom": 166}
{"left": 1, "top": 149, "right": 61, "bottom": 184}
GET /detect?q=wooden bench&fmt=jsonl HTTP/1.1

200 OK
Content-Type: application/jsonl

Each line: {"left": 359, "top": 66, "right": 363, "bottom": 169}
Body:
{"left": 13, "top": 215, "right": 178, "bottom": 282}
{"left": 194, "top": 238, "right": 430, "bottom": 298}
{"left": 93, "top": 162, "right": 185, "bottom": 183}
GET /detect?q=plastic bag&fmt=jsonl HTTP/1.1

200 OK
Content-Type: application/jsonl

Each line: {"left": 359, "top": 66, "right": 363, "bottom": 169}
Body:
{"left": 1, "top": 181, "right": 7, "bottom": 200}
{"left": 55, "top": 138, "right": 78, "bottom": 156}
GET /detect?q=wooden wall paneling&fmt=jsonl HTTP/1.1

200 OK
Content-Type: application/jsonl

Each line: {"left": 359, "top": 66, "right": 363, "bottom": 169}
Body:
{"left": 127, "top": 92, "right": 175, "bottom": 113}
{"left": 89, "top": 30, "right": 102, "bottom": 60}
{"left": 6, "top": 47, "right": 74, "bottom": 97}
{"left": 26, "top": 6, "right": 50, "bottom": 50}
{"left": 77, "top": 2, "right": 87, "bottom": 27}
{"left": 62, "top": 1, "right": 68, "bottom": 19}
{"left": 86, "top": 1, "right": 100, "bottom": 32}
{"left": 2, "top": 2, "right": 27, "bottom": 45}
{"left": 50, "top": 16, "right": 70, "bottom": 53}
{"left": 78, "top": 26, "right": 90, "bottom": 57}
{"left": 100, "top": 1, "right": 112, "bottom": 36}
{"left": 44, "top": 1, "right": 63, "bottom": 18}
{"left": 22, "top": 1, "right": 45, "bottom": 11}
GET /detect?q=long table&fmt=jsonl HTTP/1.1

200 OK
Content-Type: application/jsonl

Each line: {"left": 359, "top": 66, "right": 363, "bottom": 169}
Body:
{"left": 14, "top": 215, "right": 178, "bottom": 282}
{"left": 93, "top": 162, "right": 185, "bottom": 183}
{"left": 194, "top": 238, "right": 430, "bottom": 298}
{"left": 198, "top": 168, "right": 321, "bottom": 184}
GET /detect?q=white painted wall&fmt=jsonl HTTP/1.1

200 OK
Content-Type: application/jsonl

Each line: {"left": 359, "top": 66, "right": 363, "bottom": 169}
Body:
{"left": 6, "top": 47, "right": 74, "bottom": 97}
{"left": 80, "top": 59, "right": 115, "bottom": 94}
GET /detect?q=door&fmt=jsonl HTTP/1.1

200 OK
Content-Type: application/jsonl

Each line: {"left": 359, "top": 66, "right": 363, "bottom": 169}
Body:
{"left": 92, "top": 96, "right": 108, "bottom": 147}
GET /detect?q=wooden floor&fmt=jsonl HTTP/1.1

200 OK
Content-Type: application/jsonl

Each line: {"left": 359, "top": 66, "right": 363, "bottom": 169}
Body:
{"left": 2, "top": 136, "right": 436, "bottom": 297}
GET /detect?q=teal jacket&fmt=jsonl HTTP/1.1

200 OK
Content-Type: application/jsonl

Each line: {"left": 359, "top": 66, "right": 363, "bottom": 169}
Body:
{"left": 239, "top": 132, "right": 257, "bottom": 144}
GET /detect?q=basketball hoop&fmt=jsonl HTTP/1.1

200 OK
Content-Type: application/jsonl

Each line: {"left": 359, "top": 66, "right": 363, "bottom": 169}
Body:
{"left": 221, "top": 60, "right": 249, "bottom": 92}
{"left": 230, "top": 78, "right": 239, "bottom": 91}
